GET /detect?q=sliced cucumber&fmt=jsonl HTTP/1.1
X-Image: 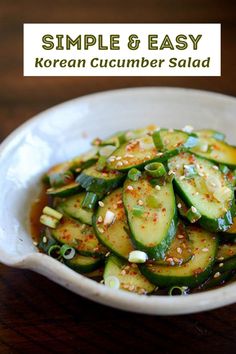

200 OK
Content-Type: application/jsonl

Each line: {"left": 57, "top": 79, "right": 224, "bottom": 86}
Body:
{"left": 65, "top": 254, "right": 103, "bottom": 273}
{"left": 191, "top": 137, "right": 236, "bottom": 167}
{"left": 168, "top": 153, "right": 235, "bottom": 232}
{"left": 107, "top": 130, "right": 198, "bottom": 172}
{"left": 51, "top": 216, "right": 106, "bottom": 256}
{"left": 220, "top": 217, "right": 236, "bottom": 242}
{"left": 103, "top": 255, "right": 155, "bottom": 294}
{"left": 152, "top": 129, "right": 198, "bottom": 158}
{"left": 156, "top": 222, "right": 193, "bottom": 266}
{"left": 93, "top": 188, "right": 134, "bottom": 259}
{"left": 47, "top": 182, "right": 81, "bottom": 197}
{"left": 123, "top": 176, "right": 177, "bottom": 260}
{"left": 58, "top": 192, "right": 93, "bottom": 225}
{"left": 76, "top": 164, "right": 125, "bottom": 198}
{"left": 140, "top": 226, "right": 218, "bottom": 288}
{"left": 195, "top": 129, "right": 225, "bottom": 141}
{"left": 107, "top": 135, "right": 160, "bottom": 171}
{"left": 217, "top": 243, "right": 236, "bottom": 262}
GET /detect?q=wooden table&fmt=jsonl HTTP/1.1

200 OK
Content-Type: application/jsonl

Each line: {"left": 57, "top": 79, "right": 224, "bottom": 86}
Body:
{"left": 1, "top": 1, "right": 236, "bottom": 352}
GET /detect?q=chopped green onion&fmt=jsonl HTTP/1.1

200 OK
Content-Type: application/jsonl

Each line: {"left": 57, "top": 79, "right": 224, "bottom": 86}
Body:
{"left": 128, "top": 250, "right": 148, "bottom": 263}
{"left": 152, "top": 130, "right": 164, "bottom": 150}
{"left": 128, "top": 168, "right": 142, "bottom": 181}
{"left": 144, "top": 162, "right": 166, "bottom": 177}
{"left": 183, "top": 164, "right": 198, "bottom": 179}
{"left": 82, "top": 192, "right": 98, "bottom": 210}
{"left": 146, "top": 195, "right": 160, "bottom": 209}
{"left": 96, "top": 155, "right": 107, "bottom": 171}
{"left": 212, "top": 131, "right": 225, "bottom": 141}
{"left": 132, "top": 205, "right": 144, "bottom": 216}
{"left": 104, "top": 276, "right": 120, "bottom": 289}
{"left": 40, "top": 214, "right": 60, "bottom": 229}
{"left": 169, "top": 286, "right": 188, "bottom": 296}
{"left": 43, "top": 206, "right": 63, "bottom": 220}
{"left": 219, "top": 164, "right": 230, "bottom": 175}
{"left": 48, "top": 244, "right": 61, "bottom": 258}
{"left": 60, "top": 244, "right": 76, "bottom": 260}
{"left": 186, "top": 206, "right": 201, "bottom": 223}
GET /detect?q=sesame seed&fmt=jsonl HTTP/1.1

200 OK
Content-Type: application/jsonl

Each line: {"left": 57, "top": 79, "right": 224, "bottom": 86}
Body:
{"left": 156, "top": 152, "right": 163, "bottom": 157}
{"left": 98, "top": 201, "right": 104, "bottom": 207}
{"left": 179, "top": 176, "right": 185, "bottom": 180}
{"left": 202, "top": 248, "right": 209, "bottom": 252}
{"left": 116, "top": 156, "right": 122, "bottom": 160}
{"left": 199, "top": 172, "right": 204, "bottom": 177}
{"left": 155, "top": 185, "right": 161, "bottom": 190}
{"left": 212, "top": 165, "right": 219, "bottom": 170}
{"left": 121, "top": 269, "right": 126, "bottom": 275}
{"left": 117, "top": 200, "right": 123, "bottom": 205}
{"left": 168, "top": 170, "right": 176, "bottom": 176}
{"left": 191, "top": 206, "right": 197, "bottom": 213}
{"left": 116, "top": 161, "right": 123, "bottom": 167}
{"left": 123, "top": 160, "right": 129, "bottom": 165}
{"left": 138, "top": 199, "right": 143, "bottom": 206}
{"left": 195, "top": 192, "right": 199, "bottom": 196}
{"left": 33, "top": 241, "right": 38, "bottom": 246}
{"left": 98, "top": 227, "right": 104, "bottom": 234}
{"left": 105, "top": 252, "right": 111, "bottom": 257}
{"left": 177, "top": 247, "right": 182, "bottom": 254}
{"left": 177, "top": 234, "right": 184, "bottom": 239}
{"left": 217, "top": 256, "right": 224, "bottom": 261}
{"left": 42, "top": 236, "right": 47, "bottom": 243}
{"left": 97, "top": 216, "right": 103, "bottom": 223}
{"left": 214, "top": 272, "right": 221, "bottom": 278}
{"left": 219, "top": 263, "right": 224, "bottom": 267}
{"left": 166, "top": 257, "right": 173, "bottom": 263}
{"left": 127, "top": 185, "right": 134, "bottom": 191}
{"left": 177, "top": 203, "right": 182, "bottom": 208}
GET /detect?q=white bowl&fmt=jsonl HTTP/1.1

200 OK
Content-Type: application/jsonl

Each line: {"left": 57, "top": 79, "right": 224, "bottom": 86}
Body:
{"left": 0, "top": 87, "right": 236, "bottom": 315}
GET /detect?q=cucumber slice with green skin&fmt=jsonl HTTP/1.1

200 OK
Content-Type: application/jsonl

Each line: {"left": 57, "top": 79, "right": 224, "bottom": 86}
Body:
{"left": 123, "top": 176, "right": 177, "bottom": 260}
{"left": 140, "top": 226, "right": 218, "bottom": 288}
{"left": 195, "top": 129, "right": 225, "bottom": 141}
{"left": 124, "top": 124, "right": 158, "bottom": 141}
{"left": 103, "top": 255, "right": 155, "bottom": 294}
{"left": 93, "top": 188, "right": 134, "bottom": 259}
{"left": 219, "top": 217, "right": 236, "bottom": 242}
{"left": 191, "top": 137, "right": 236, "bottom": 167}
{"left": 43, "top": 148, "right": 98, "bottom": 185}
{"left": 76, "top": 164, "right": 125, "bottom": 198}
{"left": 51, "top": 216, "right": 107, "bottom": 257}
{"left": 57, "top": 192, "right": 93, "bottom": 225}
{"left": 214, "top": 256, "right": 236, "bottom": 274}
{"left": 107, "top": 135, "right": 160, "bottom": 171}
{"left": 153, "top": 129, "right": 198, "bottom": 157}
{"left": 216, "top": 243, "right": 236, "bottom": 262}
{"left": 155, "top": 222, "right": 193, "bottom": 266}
{"left": 47, "top": 182, "right": 82, "bottom": 197}
{"left": 65, "top": 254, "right": 103, "bottom": 273}
{"left": 168, "top": 152, "right": 235, "bottom": 232}
{"left": 200, "top": 270, "right": 232, "bottom": 291}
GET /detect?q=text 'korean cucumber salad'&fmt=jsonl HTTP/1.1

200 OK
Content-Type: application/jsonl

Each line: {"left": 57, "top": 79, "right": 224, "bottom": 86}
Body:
{"left": 31, "top": 125, "right": 236, "bottom": 296}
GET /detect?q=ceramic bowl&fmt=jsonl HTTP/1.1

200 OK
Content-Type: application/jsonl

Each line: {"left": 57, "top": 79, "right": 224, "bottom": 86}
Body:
{"left": 0, "top": 87, "right": 236, "bottom": 315}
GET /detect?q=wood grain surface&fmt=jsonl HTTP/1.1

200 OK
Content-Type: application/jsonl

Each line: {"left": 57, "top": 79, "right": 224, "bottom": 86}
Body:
{"left": 0, "top": 1, "right": 236, "bottom": 353}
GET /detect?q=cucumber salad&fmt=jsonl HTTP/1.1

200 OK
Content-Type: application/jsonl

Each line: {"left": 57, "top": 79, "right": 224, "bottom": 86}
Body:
{"left": 32, "top": 125, "right": 236, "bottom": 296}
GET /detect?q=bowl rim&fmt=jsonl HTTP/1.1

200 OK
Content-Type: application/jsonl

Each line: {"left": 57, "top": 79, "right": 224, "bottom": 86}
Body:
{"left": 1, "top": 86, "right": 236, "bottom": 315}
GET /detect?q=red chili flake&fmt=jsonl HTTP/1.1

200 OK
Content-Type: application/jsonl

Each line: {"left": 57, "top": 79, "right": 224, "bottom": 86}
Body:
{"left": 193, "top": 267, "right": 203, "bottom": 275}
